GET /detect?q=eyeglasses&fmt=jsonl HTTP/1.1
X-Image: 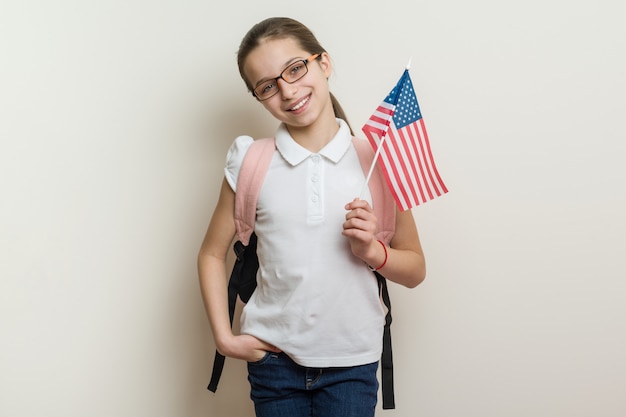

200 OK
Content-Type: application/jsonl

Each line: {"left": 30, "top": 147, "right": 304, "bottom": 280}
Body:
{"left": 252, "top": 53, "right": 321, "bottom": 101}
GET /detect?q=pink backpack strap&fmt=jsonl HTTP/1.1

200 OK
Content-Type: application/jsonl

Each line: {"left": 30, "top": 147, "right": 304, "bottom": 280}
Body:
{"left": 351, "top": 137, "right": 396, "bottom": 245}
{"left": 234, "top": 138, "right": 276, "bottom": 245}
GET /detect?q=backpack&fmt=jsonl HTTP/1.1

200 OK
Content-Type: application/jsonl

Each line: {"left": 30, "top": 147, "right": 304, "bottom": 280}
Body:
{"left": 207, "top": 136, "right": 398, "bottom": 409}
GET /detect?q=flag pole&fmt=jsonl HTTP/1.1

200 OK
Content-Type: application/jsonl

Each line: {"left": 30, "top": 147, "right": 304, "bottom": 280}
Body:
{"left": 359, "top": 132, "right": 387, "bottom": 198}
{"left": 359, "top": 58, "right": 412, "bottom": 199}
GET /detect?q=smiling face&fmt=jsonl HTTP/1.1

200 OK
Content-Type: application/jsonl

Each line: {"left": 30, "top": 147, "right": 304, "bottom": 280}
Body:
{"left": 242, "top": 37, "right": 335, "bottom": 133}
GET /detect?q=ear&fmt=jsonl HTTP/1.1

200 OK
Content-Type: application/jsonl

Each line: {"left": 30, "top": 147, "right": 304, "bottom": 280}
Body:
{"left": 319, "top": 52, "right": 333, "bottom": 78}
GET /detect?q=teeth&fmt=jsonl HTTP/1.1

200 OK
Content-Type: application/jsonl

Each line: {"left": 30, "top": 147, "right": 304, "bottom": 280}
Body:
{"left": 290, "top": 97, "right": 309, "bottom": 111}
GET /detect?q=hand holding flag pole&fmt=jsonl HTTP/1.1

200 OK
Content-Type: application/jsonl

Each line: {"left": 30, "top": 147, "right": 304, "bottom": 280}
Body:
{"left": 360, "top": 59, "right": 448, "bottom": 211}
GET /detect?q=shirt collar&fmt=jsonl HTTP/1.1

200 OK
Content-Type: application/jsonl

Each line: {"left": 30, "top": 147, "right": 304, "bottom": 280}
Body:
{"left": 275, "top": 119, "right": 352, "bottom": 166}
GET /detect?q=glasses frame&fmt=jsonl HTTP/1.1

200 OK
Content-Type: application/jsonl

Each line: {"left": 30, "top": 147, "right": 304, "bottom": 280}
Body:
{"left": 252, "top": 53, "right": 321, "bottom": 101}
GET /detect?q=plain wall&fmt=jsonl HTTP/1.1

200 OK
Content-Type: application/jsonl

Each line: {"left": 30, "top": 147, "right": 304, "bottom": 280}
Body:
{"left": 1, "top": 1, "right": 625, "bottom": 416}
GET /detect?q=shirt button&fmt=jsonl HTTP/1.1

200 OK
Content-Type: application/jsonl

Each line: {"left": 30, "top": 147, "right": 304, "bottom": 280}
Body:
{"left": 311, "top": 175, "right": 318, "bottom": 182}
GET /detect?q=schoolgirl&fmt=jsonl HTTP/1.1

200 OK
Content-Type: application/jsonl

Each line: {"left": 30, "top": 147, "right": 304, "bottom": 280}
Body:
{"left": 198, "top": 16, "right": 426, "bottom": 417}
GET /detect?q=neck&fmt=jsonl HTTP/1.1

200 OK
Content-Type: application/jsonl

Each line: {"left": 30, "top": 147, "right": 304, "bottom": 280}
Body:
{"left": 287, "top": 115, "right": 341, "bottom": 153}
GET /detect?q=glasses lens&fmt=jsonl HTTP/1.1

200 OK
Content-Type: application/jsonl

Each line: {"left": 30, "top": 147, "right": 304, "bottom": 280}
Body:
{"left": 282, "top": 60, "right": 308, "bottom": 83}
{"left": 254, "top": 81, "right": 278, "bottom": 100}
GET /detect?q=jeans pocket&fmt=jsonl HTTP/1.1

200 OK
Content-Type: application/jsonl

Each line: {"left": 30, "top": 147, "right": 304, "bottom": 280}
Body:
{"left": 247, "top": 351, "right": 272, "bottom": 366}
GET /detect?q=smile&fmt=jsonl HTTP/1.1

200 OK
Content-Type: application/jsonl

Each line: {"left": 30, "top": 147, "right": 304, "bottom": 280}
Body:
{"left": 289, "top": 96, "right": 310, "bottom": 111}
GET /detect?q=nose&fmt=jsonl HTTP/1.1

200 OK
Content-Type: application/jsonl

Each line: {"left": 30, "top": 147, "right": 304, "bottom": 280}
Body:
{"left": 277, "top": 78, "right": 297, "bottom": 99}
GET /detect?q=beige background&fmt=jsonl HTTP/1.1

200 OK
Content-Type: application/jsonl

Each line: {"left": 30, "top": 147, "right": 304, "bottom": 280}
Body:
{"left": 1, "top": 0, "right": 625, "bottom": 416}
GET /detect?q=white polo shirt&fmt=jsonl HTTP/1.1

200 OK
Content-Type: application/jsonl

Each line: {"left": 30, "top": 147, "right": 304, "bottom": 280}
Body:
{"left": 224, "top": 119, "right": 385, "bottom": 368}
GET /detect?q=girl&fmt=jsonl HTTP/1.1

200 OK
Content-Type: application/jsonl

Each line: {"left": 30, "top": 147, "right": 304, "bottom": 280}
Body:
{"left": 198, "top": 16, "right": 426, "bottom": 417}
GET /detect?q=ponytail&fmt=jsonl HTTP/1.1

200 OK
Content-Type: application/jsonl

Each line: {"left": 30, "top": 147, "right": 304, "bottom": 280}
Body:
{"left": 330, "top": 92, "right": 354, "bottom": 136}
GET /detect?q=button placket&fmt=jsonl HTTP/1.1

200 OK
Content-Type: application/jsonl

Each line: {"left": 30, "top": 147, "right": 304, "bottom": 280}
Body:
{"left": 307, "top": 155, "right": 323, "bottom": 222}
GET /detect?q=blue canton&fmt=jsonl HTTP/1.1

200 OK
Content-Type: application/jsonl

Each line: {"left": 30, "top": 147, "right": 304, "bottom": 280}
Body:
{"left": 383, "top": 70, "right": 422, "bottom": 129}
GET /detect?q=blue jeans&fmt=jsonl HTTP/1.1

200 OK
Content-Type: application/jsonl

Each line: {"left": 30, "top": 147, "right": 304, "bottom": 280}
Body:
{"left": 247, "top": 352, "right": 379, "bottom": 417}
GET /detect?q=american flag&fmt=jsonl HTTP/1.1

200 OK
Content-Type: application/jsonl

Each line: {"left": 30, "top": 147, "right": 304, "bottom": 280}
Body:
{"left": 362, "top": 69, "right": 448, "bottom": 211}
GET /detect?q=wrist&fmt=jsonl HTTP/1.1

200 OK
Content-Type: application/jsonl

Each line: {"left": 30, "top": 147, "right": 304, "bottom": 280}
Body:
{"left": 366, "top": 240, "right": 388, "bottom": 271}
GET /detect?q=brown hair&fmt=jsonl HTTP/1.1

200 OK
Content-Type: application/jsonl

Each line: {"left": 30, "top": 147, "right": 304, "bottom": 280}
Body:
{"left": 237, "top": 17, "right": 354, "bottom": 135}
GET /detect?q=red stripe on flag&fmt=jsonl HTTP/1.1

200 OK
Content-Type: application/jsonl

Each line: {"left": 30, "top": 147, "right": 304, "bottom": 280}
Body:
{"left": 390, "top": 128, "right": 422, "bottom": 207}
{"left": 384, "top": 129, "right": 415, "bottom": 209}
{"left": 399, "top": 128, "right": 427, "bottom": 204}
{"left": 403, "top": 123, "right": 433, "bottom": 202}
{"left": 413, "top": 121, "right": 440, "bottom": 197}
{"left": 418, "top": 119, "right": 448, "bottom": 194}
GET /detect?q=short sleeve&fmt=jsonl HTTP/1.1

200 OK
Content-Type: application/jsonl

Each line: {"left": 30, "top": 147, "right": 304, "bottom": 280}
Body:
{"left": 224, "top": 135, "right": 254, "bottom": 192}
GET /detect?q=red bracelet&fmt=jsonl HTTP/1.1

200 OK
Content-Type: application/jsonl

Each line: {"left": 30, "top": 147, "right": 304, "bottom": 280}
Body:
{"left": 367, "top": 240, "right": 388, "bottom": 271}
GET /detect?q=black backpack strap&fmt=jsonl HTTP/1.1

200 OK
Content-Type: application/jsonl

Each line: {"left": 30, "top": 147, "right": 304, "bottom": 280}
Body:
{"left": 207, "top": 351, "right": 225, "bottom": 393}
{"left": 376, "top": 271, "right": 395, "bottom": 409}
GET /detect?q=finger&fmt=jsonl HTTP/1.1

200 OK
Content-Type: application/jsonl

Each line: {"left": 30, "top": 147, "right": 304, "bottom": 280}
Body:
{"left": 348, "top": 200, "right": 370, "bottom": 211}
{"left": 346, "top": 212, "right": 376, "bottom": 229}
{"left": 345, "top": 198, "right": 371, "bottom": 211}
